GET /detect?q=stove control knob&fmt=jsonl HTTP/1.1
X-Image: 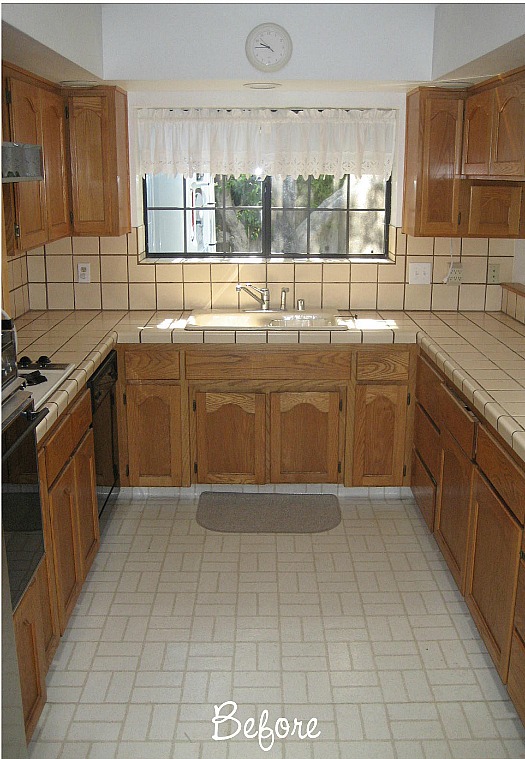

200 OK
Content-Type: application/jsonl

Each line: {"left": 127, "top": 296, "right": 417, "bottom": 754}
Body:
{"left": 19, "top": 355, "right": 32, "bottom": 368}
{"left": 37, "top": 355, "right": 51, "bottom": 367}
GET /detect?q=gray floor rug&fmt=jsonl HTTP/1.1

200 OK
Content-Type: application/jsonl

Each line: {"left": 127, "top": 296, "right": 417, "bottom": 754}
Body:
{"left": 196, "top": 491, "right": 341, "bottom": 533}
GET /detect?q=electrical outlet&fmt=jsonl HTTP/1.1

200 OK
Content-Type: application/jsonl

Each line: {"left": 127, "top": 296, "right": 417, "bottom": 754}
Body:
{"left": 77, "top": 263, "right": 91, "bottom": 283}
{"left": 488, "top": 263, "right": 500, "bottom": 284}
{"left": 408, "top": 262, "right": 432, "bottom": 285}
{"left": 446, "top": 262, "right": 463, "bottom": 285}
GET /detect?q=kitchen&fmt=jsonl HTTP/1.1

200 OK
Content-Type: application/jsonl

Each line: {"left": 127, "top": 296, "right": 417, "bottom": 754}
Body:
{"left": 2, "top": 4, "right": 525, "bottom": 758}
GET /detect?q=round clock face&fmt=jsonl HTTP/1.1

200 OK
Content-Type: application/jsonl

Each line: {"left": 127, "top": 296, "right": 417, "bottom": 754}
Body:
{"left": 246, "top": 23, "right": 292, "bottom": 72}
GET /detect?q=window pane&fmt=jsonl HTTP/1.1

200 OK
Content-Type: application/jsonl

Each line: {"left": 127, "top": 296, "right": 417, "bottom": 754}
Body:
{"left": 146, "top": 210, "right": 186, "bottom": 254}
{"left": 222, "top": 175, "right": 262, "bottom": 207}
{"left": 309, "top": 210, "right": 347, "bottom": 255}
{"left": 271, "top": 176, "right": 309, "bottom": 208}
{"left": 271, "top": 209, "right": 309, "bottom": 255}
{"left": 348, "top": 211, "right": 385, "bottom": 256}
{"left": 146, "top": 173, "right": 184, "bottom": 208}
{"left": 310, "top": 175, "right": 347, "bottom": 209}
{"left": 349, "top": 175, "right": 385, "bottom": 209}
{"left": 186, "top": 209, "right": 218, "bottom": 254}
{"left": 216, "top": 207, "right": 263, "bottom": 254}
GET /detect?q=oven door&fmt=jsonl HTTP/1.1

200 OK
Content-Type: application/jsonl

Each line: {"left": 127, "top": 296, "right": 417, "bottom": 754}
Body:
{"left": 1, "top": 394, "right": 48, "bottom": 610}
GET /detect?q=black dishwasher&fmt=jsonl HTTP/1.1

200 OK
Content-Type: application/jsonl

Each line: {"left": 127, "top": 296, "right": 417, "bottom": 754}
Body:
{"left": 88, "top": 350, "right": 119, "bottom": 522}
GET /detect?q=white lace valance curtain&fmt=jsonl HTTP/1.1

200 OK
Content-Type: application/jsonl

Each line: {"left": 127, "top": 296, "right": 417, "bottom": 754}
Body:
{"left": 137, "top": 108, "right": 396, "bottom": 180}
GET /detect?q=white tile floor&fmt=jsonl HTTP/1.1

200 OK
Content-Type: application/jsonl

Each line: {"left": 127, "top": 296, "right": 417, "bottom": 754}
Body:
{"left": 29, "top": 492, "right": 525, "bottom": 759}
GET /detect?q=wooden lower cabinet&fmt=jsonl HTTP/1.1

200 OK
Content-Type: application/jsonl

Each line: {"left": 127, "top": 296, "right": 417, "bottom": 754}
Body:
{"left": 13, "top": 571, "right": 47, "bottom": 742}
{"left": 508, "top": 551, "right": 525, "bottom": 722}
{"left": 465, "top": 470, "right": 522, "bottom": 681}
{"left": 411, "top": 448, "right": 436, "bottom": 531}
{"left": 194, "top": 391, "right": 265, "bottom": 484}
{"left": 126, "top": 384, "right": 182, "bottom": 486}
{"left": 74, "top": 429, "right": 99, "bottom": 580}
{"left": 270, "top": 391, "right": 341, "bottom": 483}
{"left": 353, "top": 384, "right": 408, "bottom": 486}
{"left": 434, "top": 428, "right": 474, "bottom": 594}
{"left": 48, "top": 458, "right": 83, "bottom": 634}
{"left": 35, "top": 555, "right": 60, "bottom": 670}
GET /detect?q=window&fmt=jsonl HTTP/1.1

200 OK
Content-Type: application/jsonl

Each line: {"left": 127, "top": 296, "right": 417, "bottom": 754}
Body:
{"left": 143, "top": 172, "right": 390, "bottom": 259}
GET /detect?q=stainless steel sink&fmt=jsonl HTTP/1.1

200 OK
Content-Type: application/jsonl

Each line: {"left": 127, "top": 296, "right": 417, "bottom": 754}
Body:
{"left": 185, "top": 309, "right": 352, "bottom": 330}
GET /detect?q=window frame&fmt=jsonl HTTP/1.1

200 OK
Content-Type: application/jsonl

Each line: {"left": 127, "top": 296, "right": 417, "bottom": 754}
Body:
{"left": 143, "top": 173, "right": 391, "bottom": 261}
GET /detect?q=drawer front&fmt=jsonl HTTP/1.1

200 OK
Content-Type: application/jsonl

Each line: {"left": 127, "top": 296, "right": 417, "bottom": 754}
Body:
{"left": 414, "top": 402, "right": 440, "bottom": 482}
{"left": 69, "top": 389, "right": 92, "bottom": 452}
{"left": 507, "top": 631, "right": 525, "bottom": 726}
{"left": 125, "top": 347, "right": 180, "bottom": 380}
{"left": 476, "top": 424, "right": 525, "bottom": 525}
{"left": 186, "top": 349, "right": 352, "bottom": 381}
{"left": 439, "top": 384, "right": 477, "bottom": 459}
{"left": 514, "top": 559, "right": 525, "bottom": 642}
{"left": 415, "top": 355, "right": 442, "bottom": 428}
{"left": 356, "top": 350, "right": 410, "bottom": 382}
{"left": 45, "top": 415, "right": 73, "bottom": 487}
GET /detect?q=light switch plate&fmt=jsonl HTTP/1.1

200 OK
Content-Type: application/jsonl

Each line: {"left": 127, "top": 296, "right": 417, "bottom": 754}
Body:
{"left": 408, "top": 262, "right": 432, "bottom": 285}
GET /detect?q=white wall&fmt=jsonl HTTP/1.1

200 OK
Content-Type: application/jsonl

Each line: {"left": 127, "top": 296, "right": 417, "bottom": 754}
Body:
{"left": 432, "top": 3, "right": 525, "bottom": 79}
{"left": 102, "top": 3, "right": 435, "bottom": 83}
{"left": 2, "top": 3, "right": 104, "bottom": 77}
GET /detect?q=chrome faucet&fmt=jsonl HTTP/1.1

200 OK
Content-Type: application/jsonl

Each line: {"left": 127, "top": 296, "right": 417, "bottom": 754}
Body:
{"left": 280, "top": 287, "right": 289, "bottom": 311}
{"left": 236, "top": 283, "right": 271, "bottom": 310}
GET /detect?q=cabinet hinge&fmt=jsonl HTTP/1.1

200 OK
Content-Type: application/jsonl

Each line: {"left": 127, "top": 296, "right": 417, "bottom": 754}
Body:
{"left": 521, "top": 549, "right": 525, "bottom": 561}
{"left": 113, "top": 463, "right": 119, "bottom": 480}
{"left": 194, "top": 462, "right": 198, "bottom": 474}
{"left": 125, "top": 464, "right": 129, "bottom": 477}
{"left": 403, "top": 464, "right": 407, "bottom": 477}
{"left": 339, "top": 399, "right": 343, "bottom": 412}
{"left": 458, "top": 211, "right": 462, "bottom": 226}
{"left": 5, "top": 87, "right": 12, "bottom": 105}
{"left": 193, "top": 400, "right": 197, "bottom": 412}
{"left": 65, "top": 105, "right": 69, "bottom": 119}
{"left": 407, "top": 392, "right": 411, "bottom": 406}
{"left": 69, "top": 211, "right": 74, "bottom": 224}
{"left": 14, "top": 224, "right": 20, "bottom": 239}
{"left": 338, "top": 461, "right": 342, "bottom": 474}
{"left": 123, "top": 393, "right": 127, "bottom": 406}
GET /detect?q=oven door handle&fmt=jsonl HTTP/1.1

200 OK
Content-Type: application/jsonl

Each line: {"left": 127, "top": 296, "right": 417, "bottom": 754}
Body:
{"left": 1, "top": 407, "right": 49, "bottom": 463}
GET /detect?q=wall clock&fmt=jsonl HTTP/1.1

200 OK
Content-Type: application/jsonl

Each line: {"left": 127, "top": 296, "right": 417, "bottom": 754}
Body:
{"left": 245, "top": 23, "right": 293, "bottom": 72}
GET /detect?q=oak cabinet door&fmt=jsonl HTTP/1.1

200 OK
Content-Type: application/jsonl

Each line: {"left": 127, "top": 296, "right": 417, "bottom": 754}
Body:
{"left": 411, "top": 448, "right": 437, "bottom": 532}
{"left": 127, "top": 384, "right": 182, "bottom": 486}
{"left": 8, "top": 77, "right": 47, "bottom": 250}
{"left": 353, "top": 384, "right": 407, "bottom": 486}
{"left": 462, "top": 89, "right": 493, "bottom": 176}
{"left": 270, "top": 391, "right": 341, "bottom": 483}
{"left": 465, "top": 470, "right": 522, "bottom": 682}
{"left": 35, "top": 556, "right": 60, "bottom": 672}
{"left": 467, "top": 184, "right": 522, "bottom": 237}
{"left": 13, "top": 574, "right": 47, "bottom": 742}
{"left": 41, "top": 89, "right": 71, "bottom": 241}
{"left": 491, "top": 78, "right": 525, "bottom": 178}
{"left": 48, "top": 460, "right": 83, "bottom": 634}
{"left": 194, "top": 391, "right": 265, "bottom": 484}
{"left": 434, "top": 428, "right": 474, "bottom": 594}
{"left": 74, "top": 429, "right": 99, "bottom": 581}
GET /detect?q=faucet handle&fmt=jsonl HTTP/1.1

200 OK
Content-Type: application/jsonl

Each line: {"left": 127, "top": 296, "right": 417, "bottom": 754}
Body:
{"left": 296, "top": 299, "right": 305, "bottom": 311}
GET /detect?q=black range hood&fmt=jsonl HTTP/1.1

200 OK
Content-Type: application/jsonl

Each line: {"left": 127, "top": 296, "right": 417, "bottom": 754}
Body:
{"left": 2, "top": 142, "right": 43, "bottom": 183}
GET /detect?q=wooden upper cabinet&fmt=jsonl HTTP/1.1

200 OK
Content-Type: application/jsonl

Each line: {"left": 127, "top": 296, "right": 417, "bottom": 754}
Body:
{"left": 467, "top": 183, "right": 522, "bottom": 237}
{"left": 67, "top": 87, "right": 131, "bottom": 236}
{"left": 41, "top": 89, "right": 71, "bottom": 241}
{"left": 402, "top": 88, "right": 464, "bottom": 237}
{"left": 462, "top": 88, "right": 493, "bottom": 176}
{"left": 463, "top": 68, "right": 525, "bottom": 180}
{"left": 8, "top": 77, "right": 47, "bottom": 250}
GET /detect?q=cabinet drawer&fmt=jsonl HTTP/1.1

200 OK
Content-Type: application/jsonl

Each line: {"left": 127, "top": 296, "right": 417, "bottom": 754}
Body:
{"left": 515, "top": 559, "right": 525, "bottom": 642}
{"left": 69, "top": 389, "right": 92, "bottom": 452}
{"left": 414, "top": 402, "right": 440, "bottom": 481}
{"left": 356, "top": 350, "right": 409, "bottom": 382}
{"left": 476, "top": 425, "right": 525, "bottom": 525}
{"left": 439, "top": 384, "right": 477, "bottom": 459}
{"left": 186, "top": 349, "right": 352, "bottom": 381}
{"left": 125, "top": 347, "right": 180, "bottom": 380}
{"left": 508, "top": 631, "right": 525, "bottom": 726}
{"left": 415, "top": 354, "right": 442, "bottom": 428}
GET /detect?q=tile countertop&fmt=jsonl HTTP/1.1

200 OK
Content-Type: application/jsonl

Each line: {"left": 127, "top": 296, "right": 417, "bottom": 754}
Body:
{"left": 14, "top": 309, "right": 525, "bottom": 463}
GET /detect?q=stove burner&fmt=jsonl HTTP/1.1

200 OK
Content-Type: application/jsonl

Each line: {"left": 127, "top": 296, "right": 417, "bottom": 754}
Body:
{"left": 19, "top": 355, "right": 32, "bottom": 368}
{"left": 20, "top": 370, "right": 47, "bottom": 386}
